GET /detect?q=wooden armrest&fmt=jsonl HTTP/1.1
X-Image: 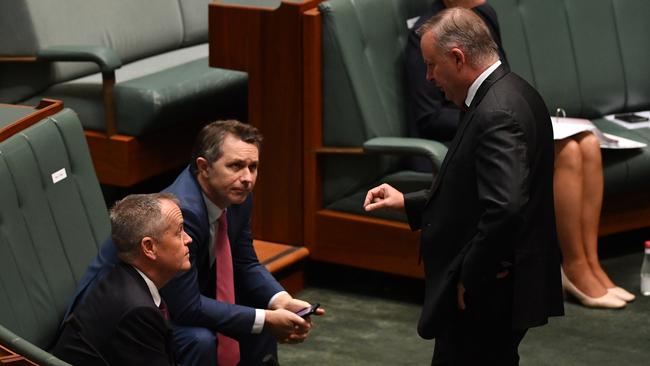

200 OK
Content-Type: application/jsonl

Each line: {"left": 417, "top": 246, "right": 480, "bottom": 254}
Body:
{"left": 0, "top": 99, "right": 64, "bottom": 142}
{"left": 253, "top": 240, "right": 310, "bottom": 273}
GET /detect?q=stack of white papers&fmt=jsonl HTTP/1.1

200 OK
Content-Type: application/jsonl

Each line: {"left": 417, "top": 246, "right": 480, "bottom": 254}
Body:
{"left": 551, "top": 116, "right": 646, "bottom": 149}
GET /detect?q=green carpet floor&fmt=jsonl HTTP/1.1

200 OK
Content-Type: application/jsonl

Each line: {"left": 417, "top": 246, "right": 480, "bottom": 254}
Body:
{"left": 279, "top": 230, "right": 650, "bottom": 365}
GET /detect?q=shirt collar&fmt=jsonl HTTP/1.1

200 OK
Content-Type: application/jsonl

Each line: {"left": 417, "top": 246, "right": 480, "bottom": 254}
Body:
{"left": 202, "top": 192, "right": 225, "bottom": 225}
{"left": 133, "top": 266, "right": 162, "bottom": 307}
{"left": 465, "top": 59, "right": 501, "bottom": 109}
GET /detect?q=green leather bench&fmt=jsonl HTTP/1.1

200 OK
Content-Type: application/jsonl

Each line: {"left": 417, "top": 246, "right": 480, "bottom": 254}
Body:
{"left": 0, "top": 104, "right": 109, "bottom": 365}
{"left": 0, "top": 0, "right": 247, "bottom": 187}
{"left": 302, "top": 0, "right": 650, "bottom": 277}
{"left": 491, "top": 0, "right": 650, "bottom": 205}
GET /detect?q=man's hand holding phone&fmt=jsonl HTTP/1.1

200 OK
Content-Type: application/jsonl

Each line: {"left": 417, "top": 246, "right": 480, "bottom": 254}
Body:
{"left": 295, "top": 303, "right": 321, "bottom": 318}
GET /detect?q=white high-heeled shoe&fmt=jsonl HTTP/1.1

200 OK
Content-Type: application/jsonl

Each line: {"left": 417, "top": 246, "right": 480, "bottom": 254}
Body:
{"left": 607, "top": 286, "right": 636, "bottom": 302}
{"left": 561, "top": 270, "right": 626, "bottom": 309}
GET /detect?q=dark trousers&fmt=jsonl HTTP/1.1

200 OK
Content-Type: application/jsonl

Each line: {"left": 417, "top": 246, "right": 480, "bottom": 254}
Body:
{"left": 172, "top": 325, "right": 277, "bottom": 366}
{"left": 432, "top": 275, "right": 527, "bottom": 366}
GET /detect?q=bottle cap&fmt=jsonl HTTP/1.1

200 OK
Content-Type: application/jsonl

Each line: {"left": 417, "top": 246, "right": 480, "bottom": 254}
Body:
{"left": 645, "top": 240, "right": 650, "bottom": 248}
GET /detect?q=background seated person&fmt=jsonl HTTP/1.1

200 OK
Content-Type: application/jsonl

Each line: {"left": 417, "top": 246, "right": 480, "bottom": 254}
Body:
{"left": 405, "top": 0, "right": 633, "bottom": 309}
{"left": 67, "top": 120, "right": 322, "bottom": 366}
{"left": 53, "top": 193, "right": 191, "bottom": 366}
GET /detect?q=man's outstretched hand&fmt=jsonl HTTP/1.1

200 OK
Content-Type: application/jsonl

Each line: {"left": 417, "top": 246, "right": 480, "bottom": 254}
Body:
{"left": 363, "top": 183, "right": 405, "bottom": 213}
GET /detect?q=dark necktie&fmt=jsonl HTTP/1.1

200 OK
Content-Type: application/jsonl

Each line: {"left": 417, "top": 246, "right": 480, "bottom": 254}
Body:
{"left": 215, "top": 213, "right": 239, "bottom": 366}
{"left": 158, "top": 299, "right": 170, "bottom": 321}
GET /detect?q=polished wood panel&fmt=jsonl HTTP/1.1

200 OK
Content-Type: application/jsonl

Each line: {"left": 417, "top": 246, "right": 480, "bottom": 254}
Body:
{"left": 209, "top": 0, "right": 322, "bottom": 246}
{"left": 600, "top": 191, "right": 650, "bottom": 236}
{"left": 85, "top": 121, "right": 201, "bottom": 187}
{"left": 313, "top": 210, "right": 424, "bottom": 278}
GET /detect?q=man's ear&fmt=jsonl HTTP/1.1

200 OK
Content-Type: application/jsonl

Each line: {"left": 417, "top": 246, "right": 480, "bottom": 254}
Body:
{"left": 450, "top": 48, "right": 465, "bottom": 69}
{"left": 196, "top": 157, "right": 209, "bottom": 178}
{"left": 141, "top": 237, "right": 156, "bottom": 261}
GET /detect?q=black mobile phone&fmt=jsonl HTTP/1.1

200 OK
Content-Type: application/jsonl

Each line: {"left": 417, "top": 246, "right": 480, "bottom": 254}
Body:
{"left": 614, "top": 113, "right": 649, "bottom": 123}
{"left": 295, "top": 303, "right": 320, "bottom": 318}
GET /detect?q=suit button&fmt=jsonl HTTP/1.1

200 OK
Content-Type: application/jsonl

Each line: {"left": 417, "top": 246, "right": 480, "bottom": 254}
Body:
{"left": 425, "top": 222, "right": 431, "bottom": 227}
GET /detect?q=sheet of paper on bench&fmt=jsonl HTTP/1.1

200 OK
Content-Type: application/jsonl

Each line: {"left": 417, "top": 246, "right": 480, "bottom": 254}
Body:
{"left": 552, "top": 116, "right": 646, "bottom": 149}
{"left": 605, "top": 110, "right": 650, "bottom": 130}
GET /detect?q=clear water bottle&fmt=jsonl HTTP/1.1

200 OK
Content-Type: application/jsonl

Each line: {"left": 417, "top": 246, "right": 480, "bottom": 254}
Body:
{"left": 641, "top": 241, "right": 650, "bottom": 296}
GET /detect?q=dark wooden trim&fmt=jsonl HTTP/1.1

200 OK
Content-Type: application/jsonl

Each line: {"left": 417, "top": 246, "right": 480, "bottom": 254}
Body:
{"left": 0, "top": 99, "right": 63, "bottom": 142}
{"left": 0, "top": 56, "right": 38, "bottom": 62}
{"left": 254, "top": 240, "right": 310, "bottom": 273}
{"left": 314, "top": 147, "right": 364, "bottom": 154}
{"left": 302, "top": 7, "right": 323, "bottom": 248}
{"left": 0, "top": 344, "right": 38, "bottom": 366}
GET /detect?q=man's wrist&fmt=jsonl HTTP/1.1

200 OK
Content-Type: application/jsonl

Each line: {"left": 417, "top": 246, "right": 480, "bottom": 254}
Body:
{"left": 268, "top": 291, "right": 290, "bottom": 310}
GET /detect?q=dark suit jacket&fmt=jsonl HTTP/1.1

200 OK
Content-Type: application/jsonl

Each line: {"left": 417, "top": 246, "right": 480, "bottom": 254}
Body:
{"left": 68, "top": 167, "right": 284, "bottom": 340}
{"left": 404, "top": 65, "right": 564, "bottom": 339}
{"left": 53, "top": 263, "right": 174, "bottom": 366}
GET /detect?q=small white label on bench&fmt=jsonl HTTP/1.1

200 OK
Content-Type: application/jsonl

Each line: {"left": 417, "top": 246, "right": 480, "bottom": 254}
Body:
{"left": 52, "top": 168, "right": 67, "bottom": 184}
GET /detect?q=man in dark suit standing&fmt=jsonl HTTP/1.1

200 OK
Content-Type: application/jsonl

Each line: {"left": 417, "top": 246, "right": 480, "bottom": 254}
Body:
{"left": 53, "top": 193, "right": 191, "bottom": 365}
{"left": 68, "top": 120, "right": 322, "bottom": 366}
{"left": 364, "top": 8, "right": 563, "bottom": 365}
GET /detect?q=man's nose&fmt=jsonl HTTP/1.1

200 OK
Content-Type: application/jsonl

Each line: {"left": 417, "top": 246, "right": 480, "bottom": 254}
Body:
{"left": 240, "top": 168, "right": 253, "bottom": 182}
{"left": 183, "top": 231, "right": 192, "bottom": 245}
{"left": 426, "top": 70, "right": 434, "bottom": 83}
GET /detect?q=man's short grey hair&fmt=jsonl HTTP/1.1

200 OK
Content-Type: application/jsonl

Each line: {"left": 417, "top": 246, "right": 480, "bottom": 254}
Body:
{"left": 417, "top": 7, "right": 499, "bottom": 68}
{"left": 110, "top": 193, "right": 180, "bottom": 263}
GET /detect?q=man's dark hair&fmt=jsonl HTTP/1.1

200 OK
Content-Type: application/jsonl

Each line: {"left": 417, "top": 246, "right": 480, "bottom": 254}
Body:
{"left": 189, "top": 120, "right": 263, "bottom": 175}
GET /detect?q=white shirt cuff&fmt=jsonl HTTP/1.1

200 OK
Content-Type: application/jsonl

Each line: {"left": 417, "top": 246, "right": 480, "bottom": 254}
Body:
{"left": 268, "top": 291, "right": 289, "bottom": 309}
{"left": 252, "top": 309, "right": 265, "bottom": 334}
{"left": 251, "top": 291, "right": 289, "bottom": 334}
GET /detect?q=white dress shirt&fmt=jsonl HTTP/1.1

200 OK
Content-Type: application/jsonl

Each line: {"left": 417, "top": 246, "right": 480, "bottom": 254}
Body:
{"left": 134, "top": 266, "right": 162, "bottom": 307}
{"left": 465, "top": 60, "right": 502, "bottom": 109}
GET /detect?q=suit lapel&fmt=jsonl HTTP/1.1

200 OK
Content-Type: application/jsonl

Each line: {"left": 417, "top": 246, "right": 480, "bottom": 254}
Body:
{"left": 426, "top": 65, "right": 510, "bottom": 200}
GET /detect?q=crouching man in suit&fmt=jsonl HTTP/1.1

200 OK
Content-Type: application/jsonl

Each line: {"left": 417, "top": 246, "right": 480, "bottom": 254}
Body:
{"left": 53, "top": 193, "right": 191, "bottom": 366}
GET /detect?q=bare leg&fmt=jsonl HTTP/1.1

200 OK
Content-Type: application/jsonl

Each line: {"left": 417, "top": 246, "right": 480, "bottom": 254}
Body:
{"left": 575, "top": 133, "right": 616, "bottom": 288}
{"left": 554, "top": 137, "right": 607, "bottom": 297}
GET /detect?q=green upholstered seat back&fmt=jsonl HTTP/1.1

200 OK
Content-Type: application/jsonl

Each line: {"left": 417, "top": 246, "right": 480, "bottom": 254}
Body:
{"left": 0, "top": 0, "right": 205, "bottom": 103}
{"left": 491, "top": 0, "right": 650, "bottom": 118}
{"left": 178, "top": 0, "right": 211, "bottom": 46}
{"left": 319, "top": 0, "right": 430, "bottom": 205}
{"left": 0, "top": 109, "right": 109, "bottom": 348}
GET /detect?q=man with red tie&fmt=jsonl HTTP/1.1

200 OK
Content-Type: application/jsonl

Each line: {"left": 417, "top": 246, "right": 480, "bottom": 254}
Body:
{"left": 69, "top": 120, "right": 322, "bottom": 365}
